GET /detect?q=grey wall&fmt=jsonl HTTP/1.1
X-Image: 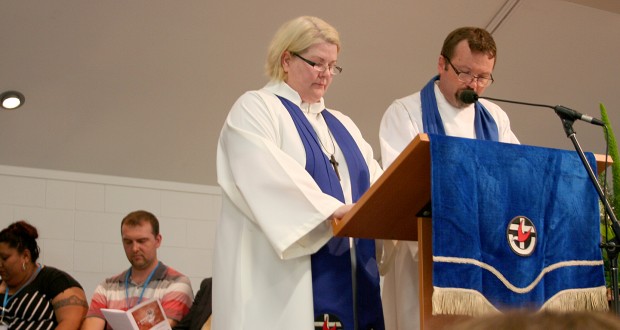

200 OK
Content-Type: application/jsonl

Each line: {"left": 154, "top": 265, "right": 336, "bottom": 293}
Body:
{"left": 0, "top": 0, "right": 618, "bottom": 186}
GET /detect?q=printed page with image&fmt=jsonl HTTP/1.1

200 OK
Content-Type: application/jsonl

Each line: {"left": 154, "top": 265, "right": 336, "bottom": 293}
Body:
{"left": 101, "top": 298, "right": 171, "bottom": 330}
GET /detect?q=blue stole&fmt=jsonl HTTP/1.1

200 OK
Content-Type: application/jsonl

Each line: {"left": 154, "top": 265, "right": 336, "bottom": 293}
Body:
{"left": 421, "top": 75, "right": 499, "bottom": 141}
{"left": 278, "top": 96, "right": 384, "bottom": 330}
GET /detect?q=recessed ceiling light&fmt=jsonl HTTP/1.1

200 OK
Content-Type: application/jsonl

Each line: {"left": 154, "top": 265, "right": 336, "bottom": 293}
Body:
{"left": 0, "top": 91, "right": 25, "bottom": 110}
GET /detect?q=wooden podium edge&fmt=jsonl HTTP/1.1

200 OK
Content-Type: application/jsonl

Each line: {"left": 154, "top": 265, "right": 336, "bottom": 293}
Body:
{"left": 595, "top": 153, "right": 612, "bottom": 174}
{"left": 332, "top": 133, "right": 431, "bottom": 241}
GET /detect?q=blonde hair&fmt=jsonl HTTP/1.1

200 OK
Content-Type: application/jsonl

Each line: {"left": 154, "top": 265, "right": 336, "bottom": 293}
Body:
{"left": 265, "top": 16, "right": 341, "bottom": 81}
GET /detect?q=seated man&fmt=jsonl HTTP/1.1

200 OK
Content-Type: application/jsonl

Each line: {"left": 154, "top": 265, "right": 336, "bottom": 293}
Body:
{"left": 173, "top": 277, "right": 212, "bottom": 330}
{"left": 81, "top": 210, "right": 194, "bottom": 329}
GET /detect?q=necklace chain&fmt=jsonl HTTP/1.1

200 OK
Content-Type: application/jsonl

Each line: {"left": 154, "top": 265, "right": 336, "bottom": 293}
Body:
{"left": 303, "top": 106, "right": 340, "bottom": 180}
{"left": 317, "top": 127, "right": 336, "bottom": 156}
{"left": 303, "top": 104, "right": 336, "bottom": 156}
{"left": 317, "top": 125, "right": 341, "bottom": 181}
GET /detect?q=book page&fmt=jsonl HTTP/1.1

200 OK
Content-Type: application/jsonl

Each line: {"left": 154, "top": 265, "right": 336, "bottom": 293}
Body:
{"left": 101, "top": 298, "right": 171, "bottom": 330}
{"left": 101, "top": 308, "right": 138, "bottom": 330}
{"left": 130, "top": 299, "right": 171, "bottom": 330}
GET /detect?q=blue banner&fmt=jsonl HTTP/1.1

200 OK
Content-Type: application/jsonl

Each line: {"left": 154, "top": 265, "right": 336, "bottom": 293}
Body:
{"left": 430, "top": 134, "right": 606, "bottom": 313}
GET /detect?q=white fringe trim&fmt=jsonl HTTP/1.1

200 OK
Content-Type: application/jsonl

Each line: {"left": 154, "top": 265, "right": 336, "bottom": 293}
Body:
{"left": 432, "top": 286, "right": 608, "bottom": 316}
{"left": 432, "top": 287, "right": 499, "bottom": 316}
{"left": 541, "top": 286, "right": 609, "bottom": 312}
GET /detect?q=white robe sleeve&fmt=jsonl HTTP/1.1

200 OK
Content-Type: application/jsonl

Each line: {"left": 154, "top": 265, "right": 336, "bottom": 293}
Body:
{"left": 218, "top": 91, "right": 346, "bottom": 260}
{"left": 379, "top": 98, "right": 422, "bottom": 170}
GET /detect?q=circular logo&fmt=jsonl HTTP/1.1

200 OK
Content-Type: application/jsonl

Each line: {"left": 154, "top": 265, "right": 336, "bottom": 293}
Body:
{"left": 506, "top": 216, "right": 537, "bottom": 257}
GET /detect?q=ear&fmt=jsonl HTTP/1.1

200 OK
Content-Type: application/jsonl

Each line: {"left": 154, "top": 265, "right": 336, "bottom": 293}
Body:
{"left": 437, "top": 55, "right": 446, "bottom": 74}
{"left": 155, "top": 234, "right": 162, "bottom": 248}
{"left": 281, "top": 51, "right": 292, "bottom": 73}
{"left": 22, "top": 248, "right": 31, "bottom": 263}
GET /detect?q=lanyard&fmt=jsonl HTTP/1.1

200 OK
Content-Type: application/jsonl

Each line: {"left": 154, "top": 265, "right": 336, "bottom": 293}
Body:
{"left": 1, "top": 263, "right": 42, "bottom": 322}
{"left": 124, "top": 261, "right": 160, "bottom": 309}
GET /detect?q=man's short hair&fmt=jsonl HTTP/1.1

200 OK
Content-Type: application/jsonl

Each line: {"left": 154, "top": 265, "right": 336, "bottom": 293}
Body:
{"left": 121, "top": 210, "right": 160, "bottom": 236}
{"left": 441, "top": 27, "right": 497, "bottom": 65}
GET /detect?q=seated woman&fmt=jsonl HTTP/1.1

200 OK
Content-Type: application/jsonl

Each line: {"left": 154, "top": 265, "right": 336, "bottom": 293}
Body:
{"left": 0, "top": 220, "right": 88, "bottom": 329}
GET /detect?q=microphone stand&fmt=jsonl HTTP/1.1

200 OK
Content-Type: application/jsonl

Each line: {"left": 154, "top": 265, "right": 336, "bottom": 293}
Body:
{"left": 557, "top": 115, "right": 620, "bottom": 314}
{"left": 483, "top": 95, "right": 620, "bottom": 313}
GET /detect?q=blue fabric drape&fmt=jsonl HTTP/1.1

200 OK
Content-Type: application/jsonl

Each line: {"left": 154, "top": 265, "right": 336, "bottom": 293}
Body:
{"left": 421, "top": 75, "right": 499, "bottom": 141}
{"left": 278, "top": 96, "right": 384, "bottom": 330}
{"left": 430, "top": 134, "right": 605, "bottom": 309}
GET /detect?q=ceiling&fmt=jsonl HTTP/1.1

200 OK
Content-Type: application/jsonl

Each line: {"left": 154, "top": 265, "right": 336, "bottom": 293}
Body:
{"left": 565, "top": 0, "right": 620, "bottom": 14}
{"left": 0, "top": 0, "right": 618, "bottom": 186}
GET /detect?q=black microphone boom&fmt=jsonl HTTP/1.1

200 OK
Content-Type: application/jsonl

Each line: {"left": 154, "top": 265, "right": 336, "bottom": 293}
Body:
{"left": 552, "top": 105, "right": 605, "bottom": 126}
{"left": 458, "top": 90, "right": 604, "bottom": 127}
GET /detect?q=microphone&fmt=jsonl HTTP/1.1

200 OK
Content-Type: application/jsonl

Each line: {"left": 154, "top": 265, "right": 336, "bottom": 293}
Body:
{"left": 458, "top": 90, "right": 605, "bottom": 127}
{"left": 459, "top": 89, "right": 479, "bottom": 104}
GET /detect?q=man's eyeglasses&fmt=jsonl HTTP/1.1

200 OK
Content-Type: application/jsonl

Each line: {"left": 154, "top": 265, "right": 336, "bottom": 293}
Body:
{"left": 292, "top": 52, "right": 342, "bottom": 76}
{"left": 443, "top": 56, "right": 494, "bottom": 87}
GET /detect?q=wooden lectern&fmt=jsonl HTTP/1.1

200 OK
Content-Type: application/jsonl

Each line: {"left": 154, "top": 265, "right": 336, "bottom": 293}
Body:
{"left": 332, "top": 133, "right": 611, "bottom": 330}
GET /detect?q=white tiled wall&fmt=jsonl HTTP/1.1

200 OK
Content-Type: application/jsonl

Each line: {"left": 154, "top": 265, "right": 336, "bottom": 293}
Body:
{"left": 0, "top": 165, "right": 220, "bottom": 301}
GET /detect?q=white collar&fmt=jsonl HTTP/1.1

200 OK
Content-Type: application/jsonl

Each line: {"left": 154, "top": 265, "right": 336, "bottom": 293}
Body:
{"left": 264, "top": 80, "right": 326, "bottom": 114}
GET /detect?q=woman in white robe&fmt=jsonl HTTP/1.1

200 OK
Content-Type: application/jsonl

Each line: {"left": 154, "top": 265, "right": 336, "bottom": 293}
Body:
{"left": 213, "top": 16, "right": 384, "bottom": 330}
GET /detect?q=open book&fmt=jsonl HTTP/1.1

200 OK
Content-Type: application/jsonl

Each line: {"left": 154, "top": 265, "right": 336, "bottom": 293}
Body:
{"left": 101, "top": 298, "right": 171, "bottom": 330}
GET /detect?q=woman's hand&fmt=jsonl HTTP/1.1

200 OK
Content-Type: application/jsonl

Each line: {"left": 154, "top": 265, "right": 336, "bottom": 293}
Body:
{"left": 330, "top": 204, "right": 355, "bottom": 225}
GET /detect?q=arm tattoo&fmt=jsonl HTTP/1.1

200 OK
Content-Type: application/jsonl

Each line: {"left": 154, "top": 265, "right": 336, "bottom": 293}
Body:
{"left": 53, "top": 294, "right": 89, "bottom": 309}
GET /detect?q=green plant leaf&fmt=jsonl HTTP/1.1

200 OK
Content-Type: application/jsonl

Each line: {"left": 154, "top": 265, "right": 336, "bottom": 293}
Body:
{"left": 599, "top": 102, "right": 620, "bottom": 288}
{"left": 600, "top": 103, "right": 620, "bottom": 213}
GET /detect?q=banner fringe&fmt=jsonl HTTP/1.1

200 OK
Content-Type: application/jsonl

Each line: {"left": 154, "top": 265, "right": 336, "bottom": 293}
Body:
{"left": 541, "top": 286, "right": 608, "bottom": 312}
{"left": 432, "top": 286, "right": 608, "bottom": 316}
{"left": 432, "top": 287, "right": 499, "bottom": 316}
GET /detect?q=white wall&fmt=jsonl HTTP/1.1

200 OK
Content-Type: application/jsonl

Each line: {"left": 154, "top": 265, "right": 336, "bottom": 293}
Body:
{"left": 0, "top": 165, "right": 220, "bottom": 301}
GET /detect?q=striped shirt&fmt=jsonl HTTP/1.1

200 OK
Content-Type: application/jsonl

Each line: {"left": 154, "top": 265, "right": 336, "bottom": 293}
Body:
{"left": 0, "top": 266, "right": 82, "bottom": 330}
{"left": 86, "top": 262, "right": 193, "bottom": 328}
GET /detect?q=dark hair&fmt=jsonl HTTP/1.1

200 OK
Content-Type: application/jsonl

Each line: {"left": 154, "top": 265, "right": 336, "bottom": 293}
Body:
{"left": 0, "top": 220, "right": 40, "bottom": 262}
{"left": 440, "top": 27, "right": 497, "bottom": 64}
{"left": 121, "top": 210, "right": 160, "bottom": 236}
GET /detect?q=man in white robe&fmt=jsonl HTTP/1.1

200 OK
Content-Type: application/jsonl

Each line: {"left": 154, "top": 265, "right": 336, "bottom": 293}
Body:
{"left": 378, "top": 27, "right": 519, "bottom": 330}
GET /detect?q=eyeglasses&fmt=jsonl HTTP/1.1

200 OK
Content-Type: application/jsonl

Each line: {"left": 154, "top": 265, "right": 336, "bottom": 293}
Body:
{"left": 443, "top": 56, "right": 494, "bottom": 87}
{"left": 292, "top": 52, "right": 342, "bottom": 75}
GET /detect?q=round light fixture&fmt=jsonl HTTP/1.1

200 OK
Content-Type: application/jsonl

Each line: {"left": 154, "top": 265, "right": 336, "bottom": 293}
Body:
{"left": 0, "top": 91, "right": 25, "bottom": 110}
